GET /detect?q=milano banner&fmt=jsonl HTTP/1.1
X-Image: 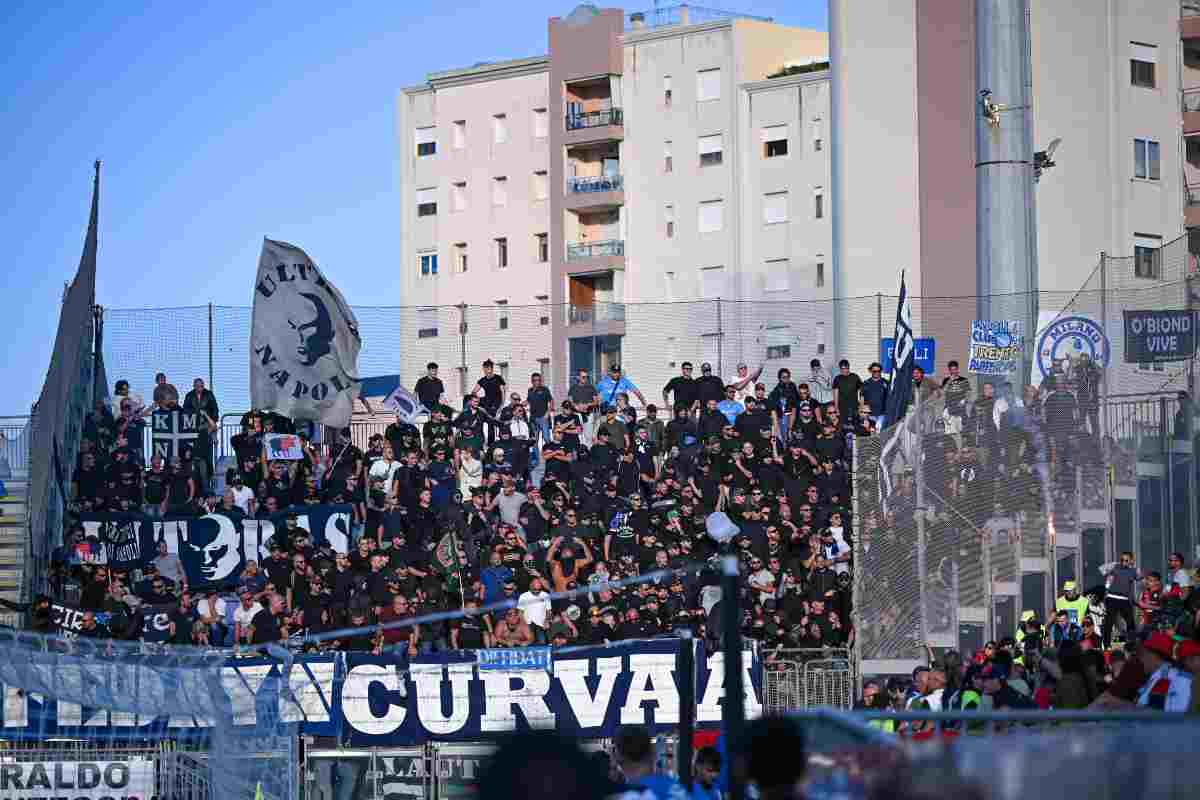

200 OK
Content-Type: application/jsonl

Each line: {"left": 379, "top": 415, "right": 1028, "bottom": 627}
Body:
{"left": 0, "top": 640, "right": 760, "bottom": 746}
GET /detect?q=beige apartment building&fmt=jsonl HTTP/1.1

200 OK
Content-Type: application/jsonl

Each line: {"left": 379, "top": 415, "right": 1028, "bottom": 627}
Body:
{"left": 398, "top": 4, "right": 829, "bottom": 404}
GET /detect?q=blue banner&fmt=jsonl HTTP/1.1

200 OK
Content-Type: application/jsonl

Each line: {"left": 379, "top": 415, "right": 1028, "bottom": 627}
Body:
{"left": 79, "top": 505, "right": 353, "bottom": 589}
{"left": 880, "top": 337, "right": 935, "bottom": 377}
{"left": 0, "top": 641, "right": 760, "bottom": 746}
{"left": 476, "top": 647, "right": 551, "bottom": 671}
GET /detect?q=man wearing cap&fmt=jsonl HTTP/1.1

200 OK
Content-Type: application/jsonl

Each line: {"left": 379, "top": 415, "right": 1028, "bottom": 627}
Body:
{"left": 662, "top": 362, "right": 698, "bottom": 417}
{"left": 1136, "top": 632, "right": 1193, "bottom": 711}
{"left": 694, "top": 362, "right": 725, "bottom": 408}
{"left": 597, "top": 364, "right": 646, "bottom": 410}
{"left": 1056, "top": 580, "right": 1090, "bottom": 627}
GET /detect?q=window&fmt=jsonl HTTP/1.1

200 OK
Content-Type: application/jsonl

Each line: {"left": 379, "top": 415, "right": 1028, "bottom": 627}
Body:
{"left": 664, "top": 140, "right": 673, "bottom": 173}
{"left": 698, "top": 199, "right": 724, "bottom": 233}
{"left": 1130, "top": 43, "right": 1157, "bottom": 88}
{"left": 538, "top": 358, "right": 550, "bottom": 386}
{"left": 536, "top": 233, "right": 549, "bottom": 263}
{"left": 696, "top": 68, "right": 721, "bottom": 102}
{"left": 498, "top": 362, "right": 510, "bottom": 381}
{"left": 664, "top": 75, "right": 673, "bottom": 106}
{"left": 814, "top": 137, "right": 823, "bottom": 152}
{"left": 765, "top": 325, "right": 792, "bottom": 360}
{"left": 665, "top": 204, "right": 676, "bottom": 239}
{"left": 492, "top": 176, "right": 508, "bottom": 206}
{"left": 1134, "top": 234, "right": 1162, "bottom": 279}
{"left": 765, "top": 259, "right": 789, "bottom": 292}
{"left": 533, "top": 171, "right": 548, "bottom": 201}
{"left": 416, "top": 187, "right": 437, "bottom": 217}
{"left": 418, "top": 252, "right": 438, "bottom": 277}
{"left": 497, "top": 300, "right": 509, "bottom": 330}
{"left": 665, "top": 271, "right": 676, "bottom": 302}
{"left": 812, "top": 118, "right": 823, "bottom": 152}
{"left": 451, "top": 181, "right": 467, "bottom": 212}
{"left": 415, "top": 126, "right": 437, "bottom": 157}
{"left": 1134, "top": 138, "right": 1161, "bottom": 181}
{"left": 492, "top": 113, "right": 508, "bottom": 144}
{"left": 816, "top": 261, "right": 825, "bottom": 288}
{"left": 814, "top": 190, "right": 824, "bottom": 219}
{"left": 540, "top": 315, "right": 550, "bottom": 326}
{"left": 700, "top": 266, "right": 726, "bottom": 299}
{"left": 815, "top": 321, "right": 826, "bottom": 355}
{"left": 452, "top": 120, "right": 466, "bottom": 149}
{"left": 763, "top": 192, "right": 789, "bottom": 225}
{"left": 762, "top": 125, "right": 788, "bottom": 158}
{"left": 495, "top": 237, "right": 508, "bottom": 269}
{"left": 454, "top": 243, "right": 468, "bottom": 273}
{"left": 533, "top": 108, "right": 548, "bottom": 139}
{"left": 417, "top": 308, "right": 438, "bottom": 339}
{"left": 699, "top": 134, "right": 723, "bottom": 166}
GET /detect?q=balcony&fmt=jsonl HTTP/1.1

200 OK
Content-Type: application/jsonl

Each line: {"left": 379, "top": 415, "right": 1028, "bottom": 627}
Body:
{"left": 567, "top": 239, "right": 624, "bottom": 261}
{"left": 567, "top": 301, "right": 627, "bottom": 325}
{"left": 1185, "top": 89, "right": 1200, "bottom": 134}
{"left": 1187, "top": 185, "right": 1200, "bottom": 228}
{"left": 1185, "top": 1, "right": 1200, "bottom": 38}
{"left": 565, "top": 173, "right": 624, "bottom": 212}
{"left": 566, "top": 108, "right": 623, "bottom": 130}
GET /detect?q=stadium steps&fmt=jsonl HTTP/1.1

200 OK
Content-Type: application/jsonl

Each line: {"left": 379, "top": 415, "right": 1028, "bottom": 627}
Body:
{"left": 0, "top": 478, "right": 27, "bottom": 594}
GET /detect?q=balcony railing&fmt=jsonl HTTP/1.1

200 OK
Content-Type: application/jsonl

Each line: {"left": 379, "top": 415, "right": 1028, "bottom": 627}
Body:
{"left": 1185, "top": 0, "right": 1200, "bottom": 17}
{"left": 565, "top": 108, "right": 624, "bottom": 131}
{"left": 1183, "top": 88, "right": 1200, "bottom": 113}
{"left": 566, "top": 239, "right": 624, "bottom": 260}
{"left": 567, "top": 174, "right": 624, "bottom": 194}
{"left": 1187, "top": 185, "right": 1200, "bottom": 206}
{"left": 567, "top": 302, "right": 627, "bottom": 325}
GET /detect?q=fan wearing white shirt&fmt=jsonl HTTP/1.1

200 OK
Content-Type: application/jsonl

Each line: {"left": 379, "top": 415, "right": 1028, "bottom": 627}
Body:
{"left": 368, "top": 443, "right": 402, "bottom": 493}
{"left": 517, "top": 577, "right": 552, "bottom": 642}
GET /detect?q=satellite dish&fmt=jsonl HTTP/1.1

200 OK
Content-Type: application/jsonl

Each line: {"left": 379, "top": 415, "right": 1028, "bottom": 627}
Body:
{"left": 705, "top": 512, "right": 740, "bottom": 544}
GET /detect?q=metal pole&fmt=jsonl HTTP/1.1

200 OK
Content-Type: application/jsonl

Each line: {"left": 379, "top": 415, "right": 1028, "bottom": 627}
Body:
{"left": 458, "top": 303, "right": 468, "bottom": 402}
{"left": 676, "top": 630, "right": 695, "bottom": 792}
{"left": 914, "top": 392, "right": 929, "bottom": 654}
{"left": 876, "top": 293, "right": 883, "bottom": 359}
{"left": 716, "top": 298, "right": 723, "bottom": 377}
{"left": 720, "top": 555, "right": 745, "bottom": 800}
{"left": 207, "top": 302, "right": 214, "bottom": 391}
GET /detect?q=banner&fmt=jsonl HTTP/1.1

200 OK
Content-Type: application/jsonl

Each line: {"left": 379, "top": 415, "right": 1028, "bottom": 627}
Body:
{"left": 49, "top": 600, "right": 112, "bottom": 640}
{"left": 340, "top": 639, "right": 761, "bottom": 746}
{"left": 1122, "top": 310, "right": 1197, "bottom": 364}
{"left": 79, "top": 505, "right": 353, "bottom": 589}
{"left": 880, "top": 337, "right": 935, "bottom": 378}
{"left": 264, "top": 433, "right": 304, "bottom": 460}
{"left": 250, "top": 238, "right": 362, "bottom": 428}
{"left": 0, "top": 642, "right": 759, "bottom": 745}
{"left": 150, "top": 409, "right": 199, "bottom": 461}
{"left": 1034, "top": 312, "right": 1110, "bottom": 379}
{"left": 0, "top": 760, "right": 155, "bottom": 800}
{"left": 967, "top": 319, "right": 1025, "bottom": 375}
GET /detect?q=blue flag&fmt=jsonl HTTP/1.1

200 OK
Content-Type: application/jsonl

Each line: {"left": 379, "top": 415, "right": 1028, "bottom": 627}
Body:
{"left": 883, "top": 271, "right": 915, "bottom": 427}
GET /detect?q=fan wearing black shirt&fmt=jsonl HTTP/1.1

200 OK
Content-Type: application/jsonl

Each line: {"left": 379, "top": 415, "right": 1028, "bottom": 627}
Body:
{"left": 474, "top": 359, "right": 507, "bottom": 447}
{"left": 662, "top": 364, "right": 698, "bottom": 417}
{"left": 694, "top": 363, "right": 726, "bottom": 408}
{"left": 451, "top": 599, "right": 491, "bottom": 649}
{"left": 414, "top": 363, "right": 446, "bottom": 414}
{"left": 250, "top": 593, "right": 287, "bottom": 645}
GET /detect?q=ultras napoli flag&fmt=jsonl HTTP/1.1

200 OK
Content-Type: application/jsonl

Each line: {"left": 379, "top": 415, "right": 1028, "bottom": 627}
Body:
{"left": 250, "top": 238, "right": 362, "bottom": 428}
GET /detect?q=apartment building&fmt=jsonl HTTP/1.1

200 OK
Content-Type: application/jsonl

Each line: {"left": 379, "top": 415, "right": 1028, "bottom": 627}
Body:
{"left": 830, "top": 0, "right": 1192, "bottom": 381}
{"left": 398, "top": 4, "right": 829, "bottom": 402}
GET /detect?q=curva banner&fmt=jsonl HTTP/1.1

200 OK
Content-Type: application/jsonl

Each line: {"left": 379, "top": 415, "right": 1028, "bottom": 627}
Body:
{"left": 1122, "top": 310, "right": 1197, "bottom": 364}
{"left": 0, "top": 759, "right": 155, "bottom": 800}
{"left": 0, "top": 641, "right": 758, "bottom": 746}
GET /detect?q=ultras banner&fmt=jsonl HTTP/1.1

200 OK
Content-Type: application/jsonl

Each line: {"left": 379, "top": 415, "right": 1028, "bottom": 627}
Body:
{"left": 0, "top": 641, "right": 760, "bottom": 745}
{"left": 78, "top": 505, "right": 353, "bottom": 588}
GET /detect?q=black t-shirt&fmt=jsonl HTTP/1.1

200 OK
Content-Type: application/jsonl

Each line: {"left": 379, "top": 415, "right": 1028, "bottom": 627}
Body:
{"left": 453, "top": 615, "right": 487, "bottom": 649}
{"left": 143, "top": 468, "right": 169, "bottom": 504}
{"left": 527, "top": 386, "right": 553, "bottom": 418}
{"left": 695, "top": 375, "right": 726, "bottom": 406}
{"left": 170, "top": 608, "right": 195, "bottom": 644}
{"left": 477, "top": 374, "right": 506, "bottom": 410}
{"left": 250, "top": 607, "right": 282, "bottom": 644}
{"left": 415, "top": 376, "right": 445, "bottom": 411}
{"left": 663, "top": 376, "right": 698, "bottom": 410}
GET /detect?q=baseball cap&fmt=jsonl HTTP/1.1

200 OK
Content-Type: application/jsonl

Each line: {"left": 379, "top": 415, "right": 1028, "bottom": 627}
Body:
{"left": 1062, "top": 580, "right": 1077, "bottom": 592}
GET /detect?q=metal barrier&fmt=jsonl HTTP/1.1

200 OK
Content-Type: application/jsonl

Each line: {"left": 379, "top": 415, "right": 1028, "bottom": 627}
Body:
{"left": 763, "top": 648, "right": 855, "bottom": 711}
{"left": 0, "top": 415, "right": 30, "bottom": 478}
{"left": 0, "top": 741, "right": 211, "bottom": 800}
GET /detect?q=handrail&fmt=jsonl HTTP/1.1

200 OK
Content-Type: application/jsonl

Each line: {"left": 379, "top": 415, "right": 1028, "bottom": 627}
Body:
{"left": 566, "top": 239, "right": 625, "bottom": 260}
{"left": 565, "top": 108, "right": 623, "bottom": 130}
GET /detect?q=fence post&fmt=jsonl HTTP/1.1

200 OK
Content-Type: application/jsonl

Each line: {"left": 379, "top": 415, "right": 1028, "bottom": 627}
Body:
{"left": 876, "top": 292, "right": 883, "bottom": 354}
{"left": 716, "top": 298, "right": 723, "bottom": 376}
{"left": 207, "top": 303, "right": 214, "bottom": 391}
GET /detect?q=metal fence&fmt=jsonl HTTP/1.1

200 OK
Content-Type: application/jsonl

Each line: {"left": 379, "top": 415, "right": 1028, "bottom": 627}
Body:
{"left": 762, "top": 648, "right": 856, "bottom": 712}
{"left": 0, "top": 416, "right": 30, "bottom": 478}
{"left": 0, "top": 742, "right": 211, "bottom": 800}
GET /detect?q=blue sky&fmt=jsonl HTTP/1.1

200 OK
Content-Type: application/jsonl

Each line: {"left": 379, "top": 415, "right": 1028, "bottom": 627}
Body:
{"left": 0, "top": 1, "right": 827, "bottom": 416}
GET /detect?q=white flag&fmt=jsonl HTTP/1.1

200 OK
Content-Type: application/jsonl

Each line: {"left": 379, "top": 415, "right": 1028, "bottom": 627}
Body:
{"left": 250, "top": 238, "right": 361, "bottom": 428}
{"left": 383, "top": 385, "right": 427, "bottom": 423}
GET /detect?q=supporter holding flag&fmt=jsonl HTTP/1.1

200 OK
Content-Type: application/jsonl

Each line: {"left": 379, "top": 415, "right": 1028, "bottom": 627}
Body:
{"left": 883, "top": 271, "right": 915, "bottom": 429}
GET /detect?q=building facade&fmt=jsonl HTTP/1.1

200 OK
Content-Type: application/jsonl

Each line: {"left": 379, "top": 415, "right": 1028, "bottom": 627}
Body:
{"left": 398, "top": 5, "right": 829, "bottom": 404}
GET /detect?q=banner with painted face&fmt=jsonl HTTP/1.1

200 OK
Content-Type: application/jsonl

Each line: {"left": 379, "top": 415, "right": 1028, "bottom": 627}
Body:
{"left": 79, "top": 505, "right": 353, "bottom": 589}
